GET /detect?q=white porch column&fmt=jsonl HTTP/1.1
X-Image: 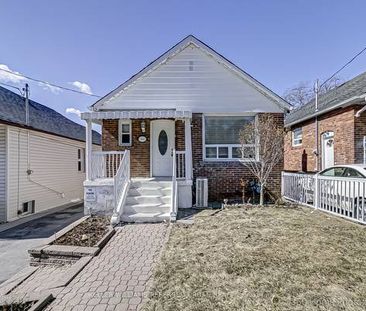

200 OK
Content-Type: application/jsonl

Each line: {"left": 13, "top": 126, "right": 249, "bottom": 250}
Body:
{"left": 85, "top": 119, "right": 92, "bottom": 181}
{"left": 184, "top": 118, "right": 193, "bottom": 181}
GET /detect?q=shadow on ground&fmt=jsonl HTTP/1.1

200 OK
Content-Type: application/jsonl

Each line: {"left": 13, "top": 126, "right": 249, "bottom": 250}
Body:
{"left": 0, "top": 204, "right": 84, "bottom": 240}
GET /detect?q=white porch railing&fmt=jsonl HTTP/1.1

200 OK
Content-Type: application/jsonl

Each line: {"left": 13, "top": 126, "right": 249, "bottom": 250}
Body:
{"left": 176, "top": 151, "right": 186, "bottom": 179}
{"left": 111, "top": 150, "right": 130, "bottom": 225}
{"left": 91, "top": 151, "right": 125, "bottom": 179}
{"left": 282, "top": 171, "right": 366, "bottom": 224}
{"left": 171, "top": 149, "right": 179, "bottom": 221}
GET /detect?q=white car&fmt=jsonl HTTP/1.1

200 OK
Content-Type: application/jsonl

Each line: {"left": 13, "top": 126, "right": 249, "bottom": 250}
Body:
{"left": 316, "top": 164, "right": 366, "bottom": 220}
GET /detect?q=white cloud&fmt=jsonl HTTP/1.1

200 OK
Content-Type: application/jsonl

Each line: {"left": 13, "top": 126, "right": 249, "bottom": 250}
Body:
{"left": 70, "top": 81, "right": 92, "bottom": 94}
{"left": 0, "top": 64, "right": 26, "bottom": 84}
{"left": 65, "top": 107, "right": 81, "bottom": 117}
{"left": 39, "top": 82, "right": 62, "bottom": 94}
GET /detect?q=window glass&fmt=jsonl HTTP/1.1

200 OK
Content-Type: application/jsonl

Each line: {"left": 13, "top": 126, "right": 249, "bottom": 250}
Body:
{"left": 320, "top": 167, "right": 346, "bottom": 177}
{"left": 232, "top": 147, "right": 242, "bottom": 159}
{"left": 205, "top": 147, "right": 217, "bottom": 158}
{"left": 343, "top": 168, "right": 365, "bottom": 178}
{"left": 77, "top": 148, "right": 85, "bottom": 172}
{"left": 121, "top": 134, "right": 130, "bottom": 144}
{"left": 218, "top": 147, "right": 229, "bottom": 158}
{"left": 158, "top": 130, "right": 168, "bottom": 155}
{"left": 205, "top": 116, "right": 255, "bottom": 144}
{"left": 292, "top": 128, "right": 302, "bottom": 146}
{"left": 119, "top": 120, "right": 131, "bottom": 146}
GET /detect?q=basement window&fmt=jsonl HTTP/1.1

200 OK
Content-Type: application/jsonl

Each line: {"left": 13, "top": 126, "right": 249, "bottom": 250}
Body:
{"left": 19, "top": 200, "right": 35, "bottom": 215}
{"left": 292, "top": 127, "right": 303, "bottom": 146}
{"left": 119, "top": 120, "right": 132, "bottom": 146}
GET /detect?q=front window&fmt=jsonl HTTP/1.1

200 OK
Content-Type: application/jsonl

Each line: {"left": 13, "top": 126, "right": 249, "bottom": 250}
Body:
{"left": 292, "top": 127, "right": 302, "bottom": 146}
{"left": 204, "top": 115, "right": 256, "bottom": 160}
{"left": 119, "top": 120, "right": 132, "bottom": 146}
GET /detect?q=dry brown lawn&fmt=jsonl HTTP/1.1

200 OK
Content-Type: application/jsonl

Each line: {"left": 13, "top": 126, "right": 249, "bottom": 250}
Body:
{"left": 145, "top": 206, "right": 366, "bottom": 311}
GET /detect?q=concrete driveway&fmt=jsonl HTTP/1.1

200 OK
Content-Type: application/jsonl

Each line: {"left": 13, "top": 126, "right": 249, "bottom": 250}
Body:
{"left": 0, "top": 204, "right": 84, "bottom": 284}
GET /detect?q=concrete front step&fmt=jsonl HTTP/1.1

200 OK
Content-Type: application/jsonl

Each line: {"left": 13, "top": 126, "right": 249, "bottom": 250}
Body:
{"left": 121, "top": 178, "right": 173, "bottom": 223}
{"left": 128, "top": 187, "right": 172, "bottom": 197}
{"left": 124, "top": 203, "right": 171, "bottom": 215}
{"left": 126, "top": 195, "right": 171, "bottom": 205}
{"left": 130, "top": 180, "right": 172, "bottom": 189}
{"left": 121, "top": 212, "right": 171, "bottom": 223}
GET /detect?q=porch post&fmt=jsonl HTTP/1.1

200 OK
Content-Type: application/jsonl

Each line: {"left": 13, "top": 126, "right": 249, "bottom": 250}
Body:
{"left": 85, "top": 119, "right": 92, "bottom": 181}
{"left": 184, "top": 118, "right": 193, "bottom": 181}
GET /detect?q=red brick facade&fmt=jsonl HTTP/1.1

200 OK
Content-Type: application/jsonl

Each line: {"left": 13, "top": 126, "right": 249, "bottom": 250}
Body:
{"left": 284, "top": 104, "right": 366, "bottom": 172}
{"left": 102, "top": 114, "right": 284, "bottom": 202}
{"left": 102, "top": 119, "right": 186, "bottom": 177}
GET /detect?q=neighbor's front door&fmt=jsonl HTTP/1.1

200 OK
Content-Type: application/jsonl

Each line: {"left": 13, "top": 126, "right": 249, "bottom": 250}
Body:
{"left": 151, "top": 120, "right": 175, "bottom": 177}
{"left": 322, "top": 131, "right": 334, "bottom": 170}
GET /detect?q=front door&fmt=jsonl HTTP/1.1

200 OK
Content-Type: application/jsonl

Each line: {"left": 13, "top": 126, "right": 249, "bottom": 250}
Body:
{"left": 151, "top": 120, "right": 175, "bottom": 177}
{"left": 322, "top": 131, "right": 334, "bottom": 170}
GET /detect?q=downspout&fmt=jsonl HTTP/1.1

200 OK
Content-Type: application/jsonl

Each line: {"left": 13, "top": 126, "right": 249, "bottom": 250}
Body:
{"left": 355, "top": 97, "right": 366, "bottom": 117}
{"left": 355, "top": 97, "right": 366, "bottom": 165}
{"left": 314, "top": 80, "right": 320, "bottom": 171}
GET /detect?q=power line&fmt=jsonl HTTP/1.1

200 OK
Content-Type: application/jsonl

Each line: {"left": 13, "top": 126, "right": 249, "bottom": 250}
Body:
{"left": 320, "top": 46, "right": 366, "bottom": 88}
{"left": 0, "top": 67, "right": 101, "bottom": 98}
{"left": 0, "top": 82, "right": 23, "bottom": 95}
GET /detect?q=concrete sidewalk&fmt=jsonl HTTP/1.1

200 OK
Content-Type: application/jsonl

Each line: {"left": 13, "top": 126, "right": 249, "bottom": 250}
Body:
{"left": 0, "top": 204, "right": 84, "bottom": 284}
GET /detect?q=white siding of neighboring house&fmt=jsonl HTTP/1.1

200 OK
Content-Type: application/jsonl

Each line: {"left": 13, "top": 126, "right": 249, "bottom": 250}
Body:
{"left": 6, "top": 125, "right": 100, "bottom": 221}
{"left": 101, "top": 44, "right": 283, "bottom": 113}
{"left": 0, "top": 125, "right": 6, "bottom": 222}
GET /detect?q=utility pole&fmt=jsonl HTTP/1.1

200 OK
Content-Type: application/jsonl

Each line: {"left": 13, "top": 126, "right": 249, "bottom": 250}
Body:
{"left": 314, "top": 79, "right": 319, "bottom": 171}
{"left": 24, "top": 83, "right": 30, "bottom": 125}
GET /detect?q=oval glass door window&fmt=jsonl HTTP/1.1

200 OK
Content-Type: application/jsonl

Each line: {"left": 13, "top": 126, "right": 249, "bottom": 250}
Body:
{"left": 158, "top": 130, "right": 168, "bottom": 155}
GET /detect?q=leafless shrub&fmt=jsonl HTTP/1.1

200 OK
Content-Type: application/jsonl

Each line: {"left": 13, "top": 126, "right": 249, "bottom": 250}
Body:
{"left": 239, "top": 115, "right": 285, "bottom": 205}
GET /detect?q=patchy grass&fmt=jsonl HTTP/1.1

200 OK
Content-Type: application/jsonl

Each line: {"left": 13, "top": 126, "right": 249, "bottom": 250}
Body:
{"left": 145, "top": 206, "right": 366, "bottom": 311}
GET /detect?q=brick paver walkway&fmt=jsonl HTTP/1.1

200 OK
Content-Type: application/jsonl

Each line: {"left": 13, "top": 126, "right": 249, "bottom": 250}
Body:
{"left": 48, "top": 223, "right": 169, "bottom": 311}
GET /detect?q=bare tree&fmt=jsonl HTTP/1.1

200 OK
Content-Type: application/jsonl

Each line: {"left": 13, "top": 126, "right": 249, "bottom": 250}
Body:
{"left": 239, "top": 115, "right": 285, "bottom": 205}
{"left": 283, "top": 76, "right": 343, "bottom": 107}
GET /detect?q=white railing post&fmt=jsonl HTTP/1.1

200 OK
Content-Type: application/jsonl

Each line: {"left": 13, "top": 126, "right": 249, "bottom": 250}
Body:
{"left": 314, "top": 174, "right": 319, "bottom": 209}
{"left": 111, "top": 150, "right": 131, "bottom": 225}
{"left": 171, "top": 149, "right": 178, "bottom": 220}
{"left": 85, "top": 119, "right": 92, "bottom": 181}
{"left": 184, "top": 118, "right": 193, "bottom": 181}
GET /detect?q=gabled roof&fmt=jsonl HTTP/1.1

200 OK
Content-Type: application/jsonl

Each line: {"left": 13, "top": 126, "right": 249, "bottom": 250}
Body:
{"left": 91, "top": 35, "right": 291, "bottom": 111}
{"left": 285, "top": 71, "right": 366, "bottom": 127}
{"left": 0, "top": 86, "right": 101, "bottom": 144}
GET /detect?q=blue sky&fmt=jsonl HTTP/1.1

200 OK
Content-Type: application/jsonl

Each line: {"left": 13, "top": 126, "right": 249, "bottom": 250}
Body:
{"left": 0, "top": 0, "right": 365, "bottom": 125}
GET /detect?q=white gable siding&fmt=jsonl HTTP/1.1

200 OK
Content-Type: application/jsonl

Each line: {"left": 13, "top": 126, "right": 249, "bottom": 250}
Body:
{"left": 6, "top": 126, "right": 100, "bottom": 221}
{"left": 0, "top": 125, "right": 6, "bottom": 222}
{"left": 101, "top": 44, "right": 283, "bottom": 113}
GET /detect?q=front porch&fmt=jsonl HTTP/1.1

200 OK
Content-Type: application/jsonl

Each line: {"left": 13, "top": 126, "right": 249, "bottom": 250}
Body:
{"left": 82, "top": 109, "right": 193, "bottom": 223}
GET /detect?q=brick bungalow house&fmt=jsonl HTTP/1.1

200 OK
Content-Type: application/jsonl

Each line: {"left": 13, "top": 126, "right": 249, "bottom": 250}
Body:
{"left": 81, "top": 35, "right": 291, "bottom": 223}
{"left": 284, "top": 71, "right": 366, "bottom": 173}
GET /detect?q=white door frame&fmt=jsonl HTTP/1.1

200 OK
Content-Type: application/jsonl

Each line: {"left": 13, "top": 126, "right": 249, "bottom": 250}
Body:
{"left": 150, "top": 119, "right": 175, "bottom": 177}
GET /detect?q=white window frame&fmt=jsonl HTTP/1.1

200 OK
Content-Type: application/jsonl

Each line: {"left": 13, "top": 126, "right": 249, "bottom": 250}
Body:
{"left": 202, "top": 114, "right": 258, "bottom": 162}
{"left": 118, "top": 119, "right": 132, "bottom": 146}
{"left": 292, "top": 127, "right": 303, "bottom": 146}
{"left": 77, "top": 148, "right": 85, "bottom": 172}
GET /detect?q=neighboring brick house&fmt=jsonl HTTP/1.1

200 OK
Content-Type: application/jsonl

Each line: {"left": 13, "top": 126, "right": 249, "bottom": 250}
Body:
{"left": 82, "top": 35, "right": 290, "bottom": 222}
{"left": 284, "top": 71, "right": 366, "bottom": 173}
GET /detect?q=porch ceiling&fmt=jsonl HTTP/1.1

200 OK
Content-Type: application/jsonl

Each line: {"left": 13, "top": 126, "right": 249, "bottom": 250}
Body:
{"left": 81, "top": 109, "right": 192, "bottom": 121}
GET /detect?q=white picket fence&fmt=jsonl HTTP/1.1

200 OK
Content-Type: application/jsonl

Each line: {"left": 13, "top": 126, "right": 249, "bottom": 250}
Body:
{"left": 282, "top": 172, "right": 366, "bottom": 224}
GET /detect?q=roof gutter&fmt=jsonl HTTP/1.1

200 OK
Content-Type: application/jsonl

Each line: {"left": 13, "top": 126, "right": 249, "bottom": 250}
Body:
{"left": 355, "top": 96, "right": 366, "bottom": 117}
{"left": 285, "top": 94, "right": 366, "bottom": 128}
